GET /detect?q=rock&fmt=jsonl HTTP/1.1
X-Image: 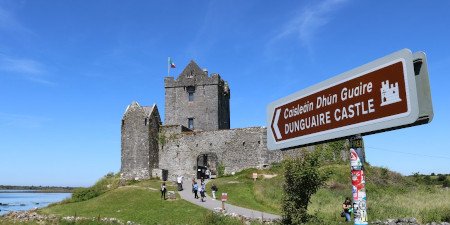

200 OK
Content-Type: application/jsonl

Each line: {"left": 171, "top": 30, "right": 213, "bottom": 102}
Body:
{"left": 167, "top": 191, "right": 176, "bottom": 199}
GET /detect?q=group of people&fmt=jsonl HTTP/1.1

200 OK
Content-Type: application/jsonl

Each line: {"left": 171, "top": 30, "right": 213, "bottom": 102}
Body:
{"left": 191, "top": 177, "right": 218, "bottom": 202}
{"left": 160, "top": 175, "right": 184, "bottom": 200}
{"left": 159, "top": 175, "right": 218, "bottom": 202}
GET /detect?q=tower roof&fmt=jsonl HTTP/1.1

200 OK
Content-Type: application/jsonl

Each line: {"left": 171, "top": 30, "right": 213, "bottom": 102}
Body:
{"left": 178, "top": 60, "right": 206, "bottom": 80}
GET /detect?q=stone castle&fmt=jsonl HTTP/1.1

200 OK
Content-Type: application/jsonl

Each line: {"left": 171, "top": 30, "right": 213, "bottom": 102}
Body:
{"left": 120, "top": 61, "right": 316, "bottom": 181}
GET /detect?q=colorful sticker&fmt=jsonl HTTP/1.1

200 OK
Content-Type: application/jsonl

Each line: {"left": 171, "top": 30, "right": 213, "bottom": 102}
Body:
{"left": 350, "top": 148, "right": 363, "bottom": 169}
{"left": 350, "top": 147, "right": 368, "bottom": 225}
{"left": 352, "top": 185, "right": 358, "bottom": 199}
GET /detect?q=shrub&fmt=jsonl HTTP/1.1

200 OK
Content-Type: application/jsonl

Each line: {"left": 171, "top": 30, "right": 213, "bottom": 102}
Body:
{"left": 281, "top": 152, "right": 327, "bottom": 224}
{"left": 443, "top": 178, "right": 449, "bottom": 188}
{"left": 437, "top": 174, "right": 447, "bottom": 182}
{"left": 217, "top": 162, "right": 225, "bottom": 177}
{"left": 67, "top": 173, "right": 120, "bottom": 203}
{"left": 423, "top": 175, "right": 432, "bottom": 185}
{"left": 71, "top": 187, "right": 103, "bottom": 202}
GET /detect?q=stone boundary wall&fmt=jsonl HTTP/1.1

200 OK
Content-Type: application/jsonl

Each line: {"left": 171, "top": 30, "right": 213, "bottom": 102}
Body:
{"left": 158, "top": 126, "right": 309, "bottom": 180}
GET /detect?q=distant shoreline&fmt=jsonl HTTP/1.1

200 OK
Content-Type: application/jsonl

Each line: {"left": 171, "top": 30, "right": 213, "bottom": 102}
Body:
{"left": 0, "top": 185, "right": 76, "bottom": 193}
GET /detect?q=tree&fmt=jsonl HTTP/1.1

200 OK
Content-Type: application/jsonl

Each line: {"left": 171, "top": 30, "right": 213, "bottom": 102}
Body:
{"left": 281, "top": 152, "right": 327, "bottom": 224}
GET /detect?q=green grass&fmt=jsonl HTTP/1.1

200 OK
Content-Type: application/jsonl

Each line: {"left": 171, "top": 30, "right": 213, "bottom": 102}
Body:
{"left": 207, "top": 167, "right": 283, "bottom": 215}
{"left": 209, "top": 163, "right": 450, "bottom": 224}
{"left": 2, "top": 164, "right": 449, "bottom": 224}
{"left": 40, "top": 180, "right": 211, "bottom": 225}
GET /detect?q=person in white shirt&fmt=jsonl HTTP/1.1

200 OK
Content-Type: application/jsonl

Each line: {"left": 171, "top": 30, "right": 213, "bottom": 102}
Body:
{"left": 177, "top": 175, "right": 183, "bottom": 191}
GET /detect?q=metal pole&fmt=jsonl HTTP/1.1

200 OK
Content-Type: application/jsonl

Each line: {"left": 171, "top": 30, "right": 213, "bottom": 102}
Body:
{"left": 167, "top": 57, "right": 170, "bottom": 77}
{"left": 349, "top": 134, "right": 368, "bottom": 225}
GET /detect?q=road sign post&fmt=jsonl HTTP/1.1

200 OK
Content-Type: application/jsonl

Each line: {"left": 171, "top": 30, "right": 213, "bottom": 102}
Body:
{"left": 221, "top": 193, "right": 228, "bottom": 211}
{"left": 266, "top": 49, "right": 433, "bottom": 224}
{"left": 349, "top": 135, "right": 368, "bottom": 225}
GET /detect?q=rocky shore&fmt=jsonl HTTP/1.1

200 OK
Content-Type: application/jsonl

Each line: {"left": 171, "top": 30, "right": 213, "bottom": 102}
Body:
{"left": 368, "top": 218, "right": 449, "bottom": 225}
{"left": 1, "top": 209, "right": 139, "bottom": 225}
{"left": 2, "top": 209, "right": 449, "bottom": 225}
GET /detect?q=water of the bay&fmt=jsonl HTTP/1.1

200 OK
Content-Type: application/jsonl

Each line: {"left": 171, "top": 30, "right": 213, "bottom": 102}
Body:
{"left": 0, "top": 190, "right": 71, "bottom": 215}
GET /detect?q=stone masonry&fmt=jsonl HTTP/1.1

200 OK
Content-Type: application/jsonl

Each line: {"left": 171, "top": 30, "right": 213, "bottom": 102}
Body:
{"left": 121, "top": 61, "right": 311, "bottom": 180}
{"left": 164, "top": 60, "right": 230, "bottom": 131}
{"left": 158, "top": 125, "right": 313, "bottom": 180}
{"left": 121, "top": 102, "right": 160, "bottom": 180}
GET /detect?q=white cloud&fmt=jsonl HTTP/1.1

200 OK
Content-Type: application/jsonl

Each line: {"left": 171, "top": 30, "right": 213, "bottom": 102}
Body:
{"left": 0, "top": 112, "right": 50, "bottom": 129}
{"left": 0, "top": 3, "right": 33, "bottom": 34}
{"left": 270, "top": 0, "right": 349, "bottom": 52}
{"left": 0, "top": 54, "right": 55, "bottom": 85}
{"left": 0, "top": 55, "right": 44, "bottom": 74}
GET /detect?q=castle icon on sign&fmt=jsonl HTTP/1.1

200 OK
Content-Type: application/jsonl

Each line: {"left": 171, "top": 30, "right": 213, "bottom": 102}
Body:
{"left": 380, "top": 80, "right": 402, "bottom": 106}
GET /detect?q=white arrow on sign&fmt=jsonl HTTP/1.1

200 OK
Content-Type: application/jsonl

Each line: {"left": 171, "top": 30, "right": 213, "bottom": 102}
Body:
{"left": 272, "top": 108, "right": 282, "bottom": 140}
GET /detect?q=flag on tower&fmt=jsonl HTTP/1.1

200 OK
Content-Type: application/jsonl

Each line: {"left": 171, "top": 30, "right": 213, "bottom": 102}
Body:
{"left": 168, "top": 57, "right": 176, "bottom": 68}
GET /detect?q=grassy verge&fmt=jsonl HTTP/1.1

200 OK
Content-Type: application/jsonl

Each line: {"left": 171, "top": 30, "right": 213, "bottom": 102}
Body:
{"left": 206, "top": 167, "right": 283, "bottom": 215}
{"left": 209, "top": 163, "right": 450, "bottom": 224}
{"left": 41, "top": 182, "right": 210, "bottom": 225}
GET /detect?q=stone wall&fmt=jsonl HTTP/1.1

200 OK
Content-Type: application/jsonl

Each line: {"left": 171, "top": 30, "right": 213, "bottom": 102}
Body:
{"left": 158, "top": 126, "right": 310, "bottom": 180}
{"left": 120, "top": 102, "right": 160, "bottom": 180}
{"left": 164, "top": 60, "right": 230, "bottom": 131}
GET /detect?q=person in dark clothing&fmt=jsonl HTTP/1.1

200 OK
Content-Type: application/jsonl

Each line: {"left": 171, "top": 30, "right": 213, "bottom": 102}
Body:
{"left": 342, "top": 197, "right": 352, "bottom": 221}
{"left": 161, "top": 182, "right": 167, "bottom": 200}
{"left": 211, "top": 183, "right": 218, "bottom": 199}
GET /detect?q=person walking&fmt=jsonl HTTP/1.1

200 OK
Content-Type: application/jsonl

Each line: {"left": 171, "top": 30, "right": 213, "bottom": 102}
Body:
{"left": 160, "top": 182, "right": 167, "bottom": 200}
{"left": 200, "top": 180, "right": 206, "bottom": 202}
{"left": 211, "top": 183, "right": 218, "bottom": 199}
{"left": 193, "top": 182, "right": 199, "bottom": 199}
{"left": 191, "top": 177, "right": 196, "bottom": 193}
{"left": 342, "top": 197, "right": 352, "bottom": 222}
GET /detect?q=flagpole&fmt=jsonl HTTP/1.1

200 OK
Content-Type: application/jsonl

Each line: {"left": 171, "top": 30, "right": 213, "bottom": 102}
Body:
{"left": 167, "top": 57, "right": 170, "bottom": 77}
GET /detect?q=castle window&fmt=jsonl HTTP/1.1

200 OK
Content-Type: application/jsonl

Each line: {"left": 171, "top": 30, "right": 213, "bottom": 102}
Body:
{"left": 188, "top": 118, "right": 194, "bottom": 130}
{"left": 145, "top": 118, "right": 148, "bottom": 126}
{"left": 187, "top": 86, "right": 195, "bottom": 101}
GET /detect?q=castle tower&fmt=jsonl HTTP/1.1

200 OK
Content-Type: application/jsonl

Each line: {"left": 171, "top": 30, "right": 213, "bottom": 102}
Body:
{"left": 120, "top": 102, "right": 161, "bottom": 180}
{"left": 164, "top": 60, "right": 230, "bottom": 131}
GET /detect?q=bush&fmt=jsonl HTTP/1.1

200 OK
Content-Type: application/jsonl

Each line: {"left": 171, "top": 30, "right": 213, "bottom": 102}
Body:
{"left": 71, "top": 187, "right": 103, "bottom": 202}
{"left": 281, "top": 152, "right": 327, "bottom": 224}
{"left": 437, "top": 174, "right": 447, "bottom": 182}
{"left": 443, "top": 178, "right": 450, "bottom": 188}
{"left": 67, "top": 173, "right": 120, "bottom": 203}
{"left": 423, "top": 175, "right": 432, "bottom": 185}
{"left": 217, "top": 162, "right": 225, "bottom": 177}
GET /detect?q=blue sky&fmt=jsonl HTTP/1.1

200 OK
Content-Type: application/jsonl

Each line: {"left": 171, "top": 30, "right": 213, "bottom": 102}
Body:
{"left": 1, "top": 0, "right": 449, "bottom": 187}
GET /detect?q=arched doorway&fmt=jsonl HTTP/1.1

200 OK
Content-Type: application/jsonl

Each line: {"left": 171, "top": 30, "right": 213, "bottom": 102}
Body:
{"left": 196, "top": 153, "right": 218, "bottom": 179}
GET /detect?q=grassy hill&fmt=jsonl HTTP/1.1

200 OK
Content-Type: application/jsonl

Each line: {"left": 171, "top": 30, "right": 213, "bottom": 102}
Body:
{"left": 38, "top": 177, "right": 244, "bottom": 225}
{"left": 206, "top": 163, "right": 450, "bottom": 224}
{"left": 1, "top": 162, "right": 449, "bottom": 225}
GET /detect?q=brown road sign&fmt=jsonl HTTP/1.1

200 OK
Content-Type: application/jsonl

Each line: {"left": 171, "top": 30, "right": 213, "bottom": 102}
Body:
{"left": 267, "top": 49, "right": 433, "bottom": 150}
